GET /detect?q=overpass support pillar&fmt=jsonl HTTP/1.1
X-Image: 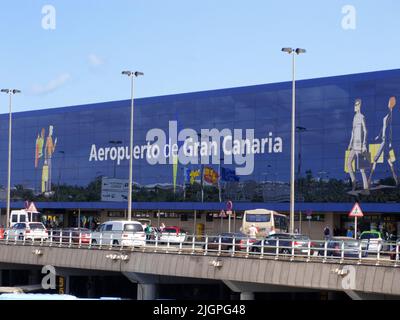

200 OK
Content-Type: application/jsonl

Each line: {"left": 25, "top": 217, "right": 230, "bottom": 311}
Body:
{"left": 240, "top": 292, "right": 255, "bottom": 300}
{"left": 123, "top": 272, "right": 159, "bottom": 300}
{"left": 137, "top": 283, "right": 157, "bottom": 300}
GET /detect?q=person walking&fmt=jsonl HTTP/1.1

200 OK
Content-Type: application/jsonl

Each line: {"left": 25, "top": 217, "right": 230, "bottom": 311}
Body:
{"left": 323, "top": 226, "right": 331, "bottom": 240}
{"left": 346, "top": 227, "right": 354, "bottom": 238}
{"left": 248, "top": 224, "right": 258, "bottom": 239}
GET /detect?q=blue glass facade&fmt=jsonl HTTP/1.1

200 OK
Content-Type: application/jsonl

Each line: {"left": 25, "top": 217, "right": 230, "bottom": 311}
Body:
{"left": 1, "top": 69, "right": 400, "bottom": 211}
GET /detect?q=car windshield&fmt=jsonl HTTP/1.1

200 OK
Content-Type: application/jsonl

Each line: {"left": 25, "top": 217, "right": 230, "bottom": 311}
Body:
{"left": 29, "top": 223, "right": 44, "bottom": 230}
{"left": 360, "top": 233, "right": 380, "bottom": 240}
{"left": 124, "top": 224, "right": 143, "bottom": 232}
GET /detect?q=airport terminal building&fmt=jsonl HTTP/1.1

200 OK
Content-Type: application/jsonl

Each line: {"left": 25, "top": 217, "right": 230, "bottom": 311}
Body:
{"left": 1, "top": 69, "right": 400, "bottom": 238}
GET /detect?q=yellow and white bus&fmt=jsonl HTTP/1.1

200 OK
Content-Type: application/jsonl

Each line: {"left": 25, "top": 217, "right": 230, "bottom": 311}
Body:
{"left": 242, "top": 209, "right": 288, "bottom": 238}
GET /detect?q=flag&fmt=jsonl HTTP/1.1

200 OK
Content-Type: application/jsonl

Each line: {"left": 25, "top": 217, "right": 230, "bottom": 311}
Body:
{"left": 173, "top": 155, "right": 178, "bottom": 193}
{"left": 183, "top": 168, "right": 191, "bottom": 185}
{"left": 190, "top": 170, "right": 201, "bottom": 185}
{"left": 221, "top": 167, "right": 239, "bottom": 182}
{"left": 203, "top": 166, "right": 219, "bottom": 185}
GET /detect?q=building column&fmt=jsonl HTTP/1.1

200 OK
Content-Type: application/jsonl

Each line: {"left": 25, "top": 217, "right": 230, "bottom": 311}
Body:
{"left": 137, "top": 283, "right": 157, "bottom": 300}
{"left": 240, "top": 292, "right": 254, "bottom": 300}
{"left": 65, "top": 275, "right": 70, "bottom": 295}
{"left": 28, "top": 270, "right": 40, "bottom": 285}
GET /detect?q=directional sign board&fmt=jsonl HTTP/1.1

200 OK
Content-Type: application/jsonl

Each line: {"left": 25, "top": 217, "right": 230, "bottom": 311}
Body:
{"left": 101, "top": 177, "right": 129, "bottom": 202}
{"left": 349, "top": 203, "right": 364, "bottom": 218}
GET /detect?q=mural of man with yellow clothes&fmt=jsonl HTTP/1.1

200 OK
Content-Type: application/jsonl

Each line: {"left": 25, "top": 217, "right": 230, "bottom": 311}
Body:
{"left": 42, "top": 125, "right": 57, "bottom": 193}
{"left": 369, "top": 96, "right": 398, "bottom": 186}
{"left": 35, "top": 126, "right": 57, "bottom": 194}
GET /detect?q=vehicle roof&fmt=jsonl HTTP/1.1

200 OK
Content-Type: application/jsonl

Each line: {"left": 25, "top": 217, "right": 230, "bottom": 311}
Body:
{"left": 361, "top": 230, "right": 381, "bottom": 234}
{"left": 104, "top": 220, "right": 141, "bottom": 224}
{"left": 244, "top": 209, "right": 285, "bottom": 216}
{"left": 220, "top": 232, "right": 246, "bottom": 236}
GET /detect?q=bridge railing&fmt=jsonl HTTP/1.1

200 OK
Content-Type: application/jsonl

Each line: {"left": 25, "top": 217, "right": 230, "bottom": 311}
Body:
{"left": 0, "top": 230, "right": 399, "bottom": 266}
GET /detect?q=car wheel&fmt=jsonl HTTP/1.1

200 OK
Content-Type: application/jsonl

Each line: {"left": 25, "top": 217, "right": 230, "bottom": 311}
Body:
{"left": 91, "top": 239, "right": 97, "bottom": 245}
{"left": 281, "top": 249, "right": 290, "bottom": 254}
{"left": 113, "top": 240, "right": 119, "bottom": 246}
{"left": 18, "top": 234, "right": 24, "bottom": 241}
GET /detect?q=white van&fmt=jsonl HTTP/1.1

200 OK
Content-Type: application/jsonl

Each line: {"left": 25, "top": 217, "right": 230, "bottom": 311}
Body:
{"left": 9, "top": 210, "right": 40, "bottom": 228}
{"left": 91, "top": 220, "right": 146, "bottom": 247}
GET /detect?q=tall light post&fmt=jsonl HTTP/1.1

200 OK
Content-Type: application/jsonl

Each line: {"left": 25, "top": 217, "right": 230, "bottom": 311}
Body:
{"left": 122, "top": 71, "right": 143, "bottom": 221}
{"left": 281, "top": 47, "right": 306, "bottom": 234}
{"left": 109, "top": 140, "right": 122, "bottom": 178}
{"left": 1, "top": 89, "right": 20, "bottom": 228}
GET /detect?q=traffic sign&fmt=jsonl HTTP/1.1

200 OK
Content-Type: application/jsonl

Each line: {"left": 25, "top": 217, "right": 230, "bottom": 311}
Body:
{"left": 226, "top": 201, "right": 233, "bottom": 211}
{"left": 219, "top": 210, "right": 227, "bottom": 218}
{"left": 226, "top": 210, "right": 233, "bottom": 215}
{"left": 26, "top": 202, "right": 39, "bottom": 213}
{"left": 349, "top": 203, "right": 364, "bottom": 217}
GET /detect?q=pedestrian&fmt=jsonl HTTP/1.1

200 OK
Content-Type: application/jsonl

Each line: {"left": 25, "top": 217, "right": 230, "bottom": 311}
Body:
{"left": 145, "top": 224, "right": 152, "bottom": 241}
{"left": 323, "top": 226, "right": 331, "bottom": 240}
{"left": 346, "top": 227, "right": 354, "bottom": 238}
{"left": 160, "top": 223, "right": 166, "bottom": 232}
{"left": 248, "top": 224, "right": 258, "bottom": 239}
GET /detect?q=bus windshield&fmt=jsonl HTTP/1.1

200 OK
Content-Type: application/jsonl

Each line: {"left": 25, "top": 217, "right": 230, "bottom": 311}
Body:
{"left": 245, "top": 214, "right": 271, "bottom": 223}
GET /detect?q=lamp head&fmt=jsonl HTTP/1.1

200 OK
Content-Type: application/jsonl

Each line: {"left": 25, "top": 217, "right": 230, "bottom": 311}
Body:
{"left": 295, "top": 48, "right": 306, "bottom": 55}
{"left": 122, "top": 71, "right": 133, "bottom": 77}
{"left": 122, "top": 71, "right": 144, "bottom": 77}
{"left": 281, "top": 47, "right": 293, "bottom": 54}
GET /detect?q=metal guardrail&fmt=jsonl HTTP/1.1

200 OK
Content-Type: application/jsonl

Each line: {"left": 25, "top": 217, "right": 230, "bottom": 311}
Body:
{"left": 0, "top": 230, "right": 399, "bottom": 267}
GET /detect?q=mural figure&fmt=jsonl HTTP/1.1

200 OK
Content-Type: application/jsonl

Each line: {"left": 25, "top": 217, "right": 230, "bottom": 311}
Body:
{"left": 35, "top": 128, "right": 45, "bottom": 168}
{"left": 369, "top": 96, "right": 398, "bottom": 186}
{"left": 42, "top": 125, "right": 57, "bottom": 193}
{"left": 347, "top": 99, "right": 369, "bottom": 192}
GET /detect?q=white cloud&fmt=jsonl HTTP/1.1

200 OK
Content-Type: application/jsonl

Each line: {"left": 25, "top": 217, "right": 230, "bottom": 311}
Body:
{"left": 31, "top": 73, "right": 71, "bottom": 95}
{"left": 88, "top": 53, "right": 105, "bottom": 67}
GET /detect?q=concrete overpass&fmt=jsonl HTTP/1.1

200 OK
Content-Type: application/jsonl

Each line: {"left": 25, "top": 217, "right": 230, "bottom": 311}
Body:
{"left": 0, "top": 243, "right": 399, "bottom": 300}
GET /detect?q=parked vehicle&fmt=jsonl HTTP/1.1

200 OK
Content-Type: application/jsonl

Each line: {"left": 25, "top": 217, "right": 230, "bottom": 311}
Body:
{"left": 91, "top": 220, "right": 145, "bottom": 246}
{"left": 158, "top": 226, "right": 187, "bottom": 244}
{"left": 242, "top": 209, "right": 288, "bottom": 238}
{"left": 251, "top": 233, "right": 313, "bottom": 254}
{"left": 320, "top": 237, "right": 368, "bottom": 258}
{"left": 5, "top": 222, "right": 48, "bottom": 241}
{"left": 9, "top": 209, "right": 40, "bottom": 228}
{"left": 51, "top": 228, "right": 91, "bottom": 244}
{"left": 205, "top": 232, "right": 257, "bottom": 251}
{"left": 359, "top": 231, "right": 388, "bottom": 253}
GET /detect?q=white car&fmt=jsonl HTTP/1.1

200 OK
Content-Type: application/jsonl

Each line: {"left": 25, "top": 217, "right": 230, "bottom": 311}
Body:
{"left": 91, "top": 220, "right": 146, "bottom": 247}
{"left": 158, "top": 227, "right": 187, "bottom": 244}
{"left": 359, "top": 231, "right": 388, "bottom": 253}
{"left": 5, "top": 222, "right": 48, "bottom": 241}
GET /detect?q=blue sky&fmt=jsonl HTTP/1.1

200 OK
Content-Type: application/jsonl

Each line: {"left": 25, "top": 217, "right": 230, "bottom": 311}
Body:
{"left": 0, "top": 0, "right": 399, "bottom": 112}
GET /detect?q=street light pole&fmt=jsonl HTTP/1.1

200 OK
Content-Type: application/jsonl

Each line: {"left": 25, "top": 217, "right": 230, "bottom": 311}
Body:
{"left": 109, "top": 140, "right": 122, "bottom": 178}
{"left": 122, "top": 71, "right": 143, "bottom": 221}
{"left": 281, "top": 48, "right": 306, "bottom": 234}
{"left": 1, "top": 89, "right": 20, "bottom": 228}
